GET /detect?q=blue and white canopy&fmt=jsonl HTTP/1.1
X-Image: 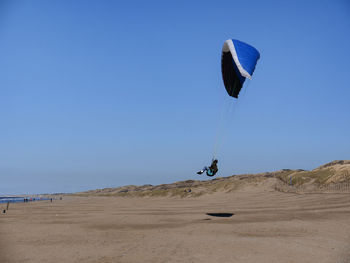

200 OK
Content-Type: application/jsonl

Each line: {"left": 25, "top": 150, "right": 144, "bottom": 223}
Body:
{"left": 221, "top": 39, "right": 260, "bottom": 98}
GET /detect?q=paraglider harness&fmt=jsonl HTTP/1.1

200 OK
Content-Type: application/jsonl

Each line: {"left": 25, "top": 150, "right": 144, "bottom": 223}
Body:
{"left": 206, "top": 159, "right": 218, "bottom": 177}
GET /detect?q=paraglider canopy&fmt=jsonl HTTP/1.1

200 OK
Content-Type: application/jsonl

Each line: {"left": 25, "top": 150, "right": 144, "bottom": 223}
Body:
{"left": 221, "top": 39, "right": 260, "bottom": 98}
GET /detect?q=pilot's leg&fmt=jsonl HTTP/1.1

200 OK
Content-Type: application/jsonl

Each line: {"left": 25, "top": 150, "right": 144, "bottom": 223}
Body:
{"left": 197, "top": 166, "right": 208, "bottom": 175}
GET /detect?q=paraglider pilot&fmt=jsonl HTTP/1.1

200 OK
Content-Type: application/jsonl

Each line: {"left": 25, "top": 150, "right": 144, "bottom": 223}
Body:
{"left": 197, "top": 159, "right": 218, "bottom": 177}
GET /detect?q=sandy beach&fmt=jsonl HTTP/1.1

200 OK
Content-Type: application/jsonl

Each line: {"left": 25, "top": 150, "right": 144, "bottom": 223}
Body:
{"left": 1, "top": 184, "right": 350, "bottom": 263}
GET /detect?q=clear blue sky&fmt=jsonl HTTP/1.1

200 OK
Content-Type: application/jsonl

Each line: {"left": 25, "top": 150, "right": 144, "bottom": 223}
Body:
{"left": 1, "top": 0, "right": 349, "bottom": 195}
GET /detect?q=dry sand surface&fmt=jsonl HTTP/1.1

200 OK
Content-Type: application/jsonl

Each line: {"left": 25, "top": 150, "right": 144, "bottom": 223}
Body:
{"left": 1, "top": 186, "right": 350, "bottom": 263}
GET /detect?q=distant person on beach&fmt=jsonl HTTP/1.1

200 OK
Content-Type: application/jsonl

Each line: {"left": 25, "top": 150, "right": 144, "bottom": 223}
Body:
{"left": 197, "top": 159, "right": 218, "bottom": 177}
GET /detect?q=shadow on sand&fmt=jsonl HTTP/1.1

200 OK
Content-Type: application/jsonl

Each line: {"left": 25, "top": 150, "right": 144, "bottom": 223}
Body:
{"left": 206, "top": 213, "right": 234, "bottom": 217}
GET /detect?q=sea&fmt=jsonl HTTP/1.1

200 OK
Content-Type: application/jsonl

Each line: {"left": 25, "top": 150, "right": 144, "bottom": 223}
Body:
{"left": 0, "top": 196, "right": 50, "bottom": 203}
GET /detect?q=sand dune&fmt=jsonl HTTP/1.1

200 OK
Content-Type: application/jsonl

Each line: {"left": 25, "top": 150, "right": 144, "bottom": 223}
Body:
{"left": 1, "top": 161, "right": 350, "bottom": 263}
{"left": 77, "top": 160, "right": 350, "bottom": 198}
